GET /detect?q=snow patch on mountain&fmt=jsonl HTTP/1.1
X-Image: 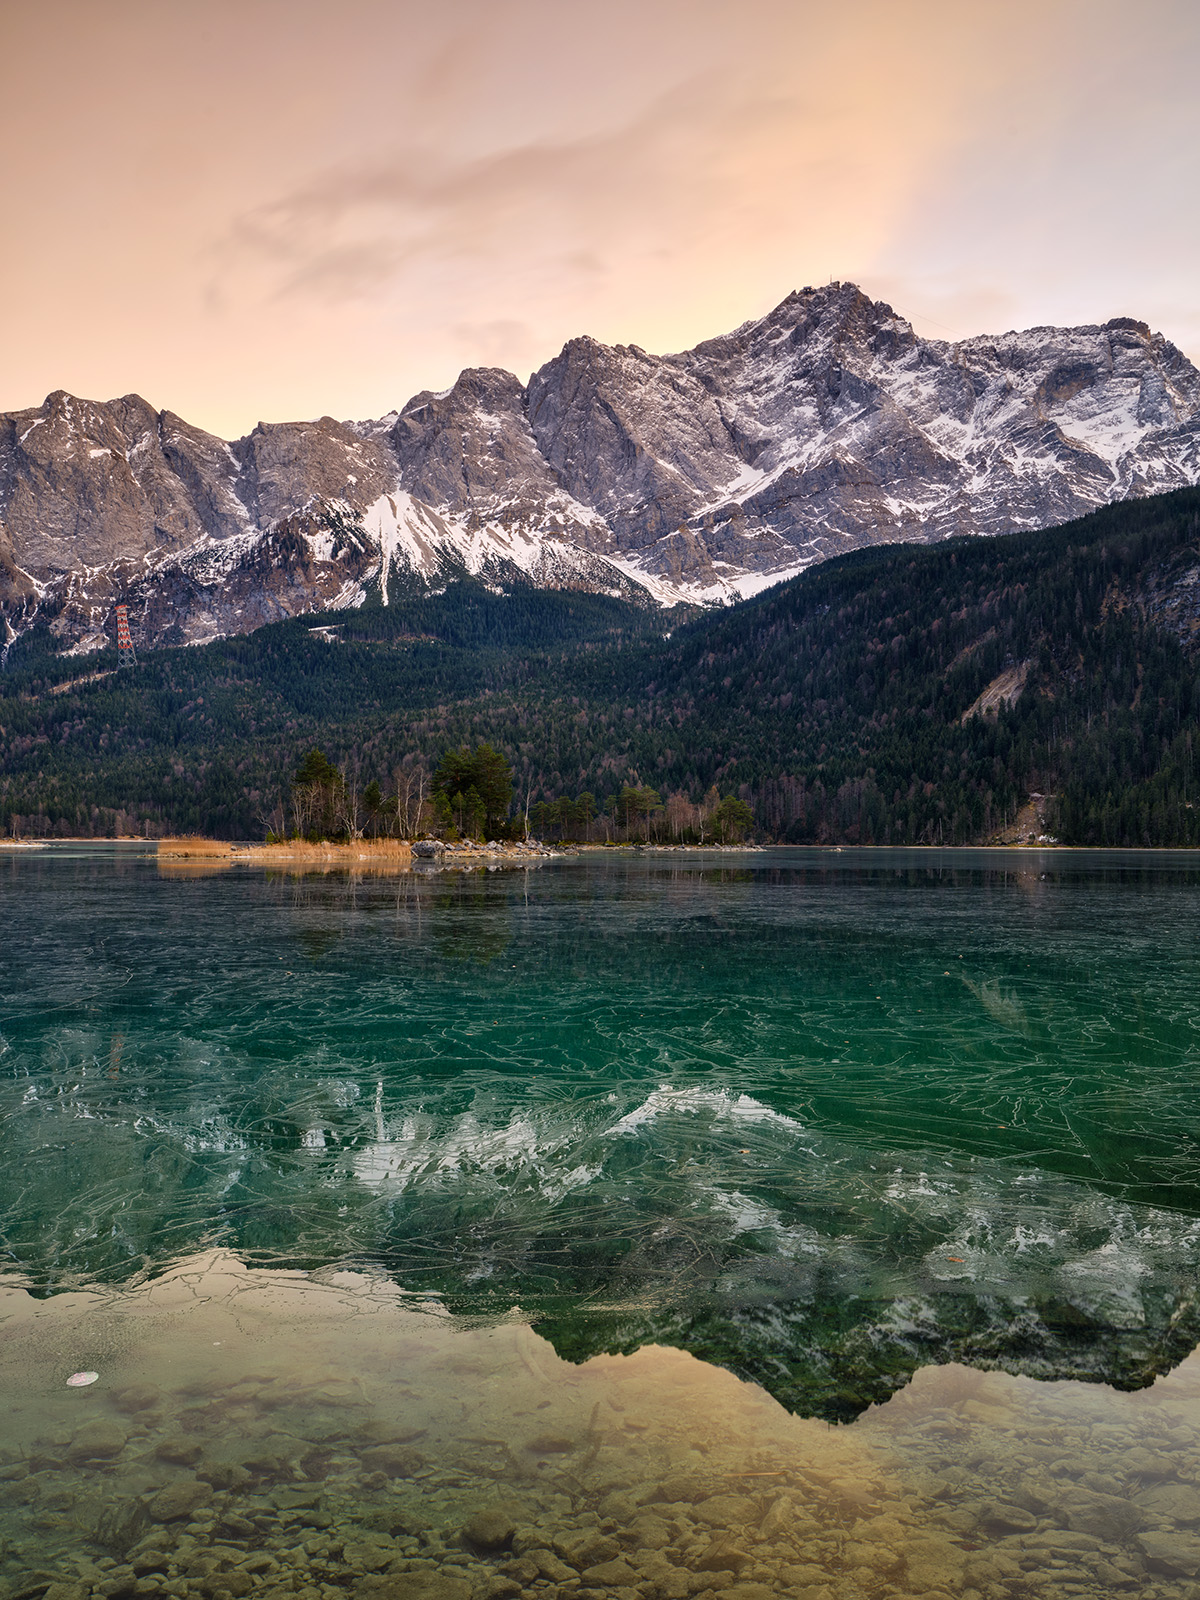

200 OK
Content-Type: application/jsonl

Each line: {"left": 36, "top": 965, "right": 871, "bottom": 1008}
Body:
{"left": 4, "top": 283, "right": 1200, "bottom": 653}
{"left": 359, "top": 489, "right": 726, "bottom": 608}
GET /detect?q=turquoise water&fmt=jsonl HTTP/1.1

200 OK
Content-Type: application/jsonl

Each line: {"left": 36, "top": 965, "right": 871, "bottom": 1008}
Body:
{"left": 4, "top": 846, "right": 1200, "bottom": 1420}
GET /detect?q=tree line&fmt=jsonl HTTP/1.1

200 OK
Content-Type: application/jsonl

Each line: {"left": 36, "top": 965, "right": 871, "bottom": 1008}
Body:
{"left": 276, "top": 745, "right": 753, "bottom": 844}
{"left": 528, "top": 785, "right": 752, "bottom": 843}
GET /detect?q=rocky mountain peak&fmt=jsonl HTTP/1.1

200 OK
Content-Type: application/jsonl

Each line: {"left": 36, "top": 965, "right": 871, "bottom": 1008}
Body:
{"left": 233, "top": 414, "right": 397, "bottom": 527}
{"left": 3, "top": 283, "right": 1200, "bottom": 654}
{"left": 1106, "top": 315, "right": 1151, "bottom": 336}
{"left": 391, "top": 367, "right": 559, "bottom": 519}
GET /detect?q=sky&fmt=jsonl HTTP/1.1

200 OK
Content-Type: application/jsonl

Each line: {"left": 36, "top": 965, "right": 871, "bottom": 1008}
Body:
{"left": 2, "top": 0, "right": 1198, "bottom": 439}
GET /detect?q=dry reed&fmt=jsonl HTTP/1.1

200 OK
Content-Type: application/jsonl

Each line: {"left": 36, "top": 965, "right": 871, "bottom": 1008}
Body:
{"left": 237, "top": 839, "right": 414, "bottom": 865}
{"left": 158, "top": 838, "right": 232, "bottom": 860}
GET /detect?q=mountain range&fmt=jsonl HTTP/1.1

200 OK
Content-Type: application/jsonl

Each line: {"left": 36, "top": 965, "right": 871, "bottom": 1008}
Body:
{"left": 3, "top": 281, "right": 1200, "bottom": 655}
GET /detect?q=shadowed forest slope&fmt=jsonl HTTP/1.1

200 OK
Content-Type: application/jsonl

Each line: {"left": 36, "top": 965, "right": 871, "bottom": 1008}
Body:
{"left": 3, "top": 488, "right": 1200, "bottom": 845}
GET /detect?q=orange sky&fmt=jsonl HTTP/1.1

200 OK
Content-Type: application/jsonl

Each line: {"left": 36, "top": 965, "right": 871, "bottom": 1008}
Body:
{"left": 2, "top": 0, "right": 1197, "bottom": 438}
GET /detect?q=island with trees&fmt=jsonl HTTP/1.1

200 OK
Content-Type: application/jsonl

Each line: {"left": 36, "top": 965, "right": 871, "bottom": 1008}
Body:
{"left": 257, "top": 742, "right": 756, "bottom": 854}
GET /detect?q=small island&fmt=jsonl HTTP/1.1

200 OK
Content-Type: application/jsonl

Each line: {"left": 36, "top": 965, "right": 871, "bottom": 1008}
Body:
{"left": 159, "top": 741, "right": 756, "bottom": 870}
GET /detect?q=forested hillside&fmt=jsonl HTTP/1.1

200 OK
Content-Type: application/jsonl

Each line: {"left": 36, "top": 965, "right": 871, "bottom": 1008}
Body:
{"left": 3, "top": 488, "right": 1200, "bottom": 845}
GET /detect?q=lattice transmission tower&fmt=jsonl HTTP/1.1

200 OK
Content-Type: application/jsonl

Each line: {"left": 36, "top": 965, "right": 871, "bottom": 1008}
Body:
{"left": 115, "top": 605, "right": 137, "bottom": 670}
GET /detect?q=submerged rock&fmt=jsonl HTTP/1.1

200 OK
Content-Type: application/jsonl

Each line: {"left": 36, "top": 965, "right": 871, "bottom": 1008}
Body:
{"left": 154, "top": 1439, "right": 202, "bottom": 1467}
{"left": 196, "top": 1459, "right": 253, "bottom": 1491}
{"left": 360, "top": 1444, "right": 426, "bottom": 1478}
{"left": 459, "top": 1509, "right": 515, "bottom": 1552}
{"left": 340, "top": 1535, "right": 397, "bottom": 1572}
{"left": 522, "top": 1433, "right": 574, "bottom": 1455}
{"left": 358, "top": 1575, "right": 471, "bottom": 1600}
{"left": 111, "top": 1385, "right": 162, "bottom": 1414}
{"left": 67, "top": 1421, "right": 128, "bottom": 1463}
{"left": 1138, "top": 1481, "right": 1200, "bottom": 1522}
{"left": 980, "top": 1502, "right": 1037, "bottom": 1535}
{"left": 146, "top": 1478, "right": 212, "bottom": 1522}
{"left": 579, "top": 1555, "right": 639, "bottom": 1586}
{"left": 692, "top": 1493, "right": 759, "bottom": 1527}
{"left": 1138, "top": 1529, "right": 1200, "bottom": 1576}
{"left": 565, "top": 1533, "right": 620, "bottom": 1570}
{"left": 91, "top": 1498, "right": 151, "bottom": 1555}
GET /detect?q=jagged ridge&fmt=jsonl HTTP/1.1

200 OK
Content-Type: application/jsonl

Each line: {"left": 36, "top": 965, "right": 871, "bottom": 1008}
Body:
{"left": 2, "top": 282, "right": 1198, "bottom": 652}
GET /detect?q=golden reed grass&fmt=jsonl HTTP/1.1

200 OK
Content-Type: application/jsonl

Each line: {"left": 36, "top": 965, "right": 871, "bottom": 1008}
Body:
{"left": 158, "top": 838, "right": 417, "bottom": 879}
{"left": 240, "top": 839, "right": 413, "bottom": 860}
{"left": 159, "top": 837, "right": 413, "bottom": 863}
{"left": 157, "top": 837, "right": 232, "bottom": 860}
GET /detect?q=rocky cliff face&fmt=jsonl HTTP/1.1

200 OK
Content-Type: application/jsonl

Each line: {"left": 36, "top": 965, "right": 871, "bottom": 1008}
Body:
{"left": 3, "top": 282, "right": 1199, "bottom": 654}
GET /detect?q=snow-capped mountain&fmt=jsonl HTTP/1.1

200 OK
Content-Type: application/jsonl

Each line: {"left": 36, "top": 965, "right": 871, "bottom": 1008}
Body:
{"left": 3, "top": 282, "right": 1199, "bottom": 653}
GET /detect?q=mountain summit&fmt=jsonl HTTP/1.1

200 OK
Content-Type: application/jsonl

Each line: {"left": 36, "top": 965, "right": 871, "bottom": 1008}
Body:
{"left": 3, "top": 283, "right": 1199, "bottom": 653}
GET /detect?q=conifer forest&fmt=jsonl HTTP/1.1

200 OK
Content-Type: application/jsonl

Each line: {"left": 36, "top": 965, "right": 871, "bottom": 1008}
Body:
{"left": 3, "top": 488, "right": 1200, "bottom": 847}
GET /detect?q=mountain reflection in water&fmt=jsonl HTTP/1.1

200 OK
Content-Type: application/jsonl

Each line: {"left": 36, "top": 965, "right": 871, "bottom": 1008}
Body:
{"left": 3, "top": 845, "right": 1200, "bottom": 1430}
{"left": 4, "top": 1253, "right": 1200, "bottom": 1599}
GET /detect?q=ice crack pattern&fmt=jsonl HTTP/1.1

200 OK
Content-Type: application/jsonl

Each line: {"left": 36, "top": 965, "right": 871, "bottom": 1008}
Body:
{"left": 5, "top": 844, "right": 1200, "bottom": 1420}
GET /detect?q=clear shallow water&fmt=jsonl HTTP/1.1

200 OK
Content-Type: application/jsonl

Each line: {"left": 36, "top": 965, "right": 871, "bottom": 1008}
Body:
{"left": 4, "top": 846, "right": 1200, "bottom": 1419}
{"left": 5, "top": 1254, "right": 1200, "bottom": 1600}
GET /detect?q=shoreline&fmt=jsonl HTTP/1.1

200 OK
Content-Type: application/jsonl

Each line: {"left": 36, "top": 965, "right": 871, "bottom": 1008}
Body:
{"left": 6, "top": 837, "right": 1200, "bottom": 855}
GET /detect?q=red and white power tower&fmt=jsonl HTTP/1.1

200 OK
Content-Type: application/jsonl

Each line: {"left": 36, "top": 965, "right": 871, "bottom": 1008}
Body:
{"left": 115, "top": 605, "right": 137, "bottom": 669}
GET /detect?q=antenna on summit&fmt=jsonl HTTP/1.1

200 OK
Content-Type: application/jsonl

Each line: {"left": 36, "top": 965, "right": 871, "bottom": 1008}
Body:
{"left": 115, "top": 604, "right": 137, "bottom": 670}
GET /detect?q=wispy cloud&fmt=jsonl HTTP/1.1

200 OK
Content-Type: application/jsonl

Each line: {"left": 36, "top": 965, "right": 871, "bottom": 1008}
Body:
{"left": 214, "top": 74, "right": 773, "bottom": 304}
{"left": 2, "top": 0, "right": 1197, "bottom": 435}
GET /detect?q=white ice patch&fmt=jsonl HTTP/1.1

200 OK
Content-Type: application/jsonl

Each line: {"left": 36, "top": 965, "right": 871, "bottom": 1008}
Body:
{"left": 303, "top": 527, "right": 336, "bottom": 563}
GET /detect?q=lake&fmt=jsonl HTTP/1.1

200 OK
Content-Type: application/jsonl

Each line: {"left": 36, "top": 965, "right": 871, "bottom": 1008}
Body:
{"left": 4, "top": 845, "right": 1200, "bottom": 1597}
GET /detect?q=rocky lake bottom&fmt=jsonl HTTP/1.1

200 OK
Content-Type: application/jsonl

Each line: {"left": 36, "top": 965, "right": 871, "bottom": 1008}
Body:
{"left": 7, "top": 1254, "right": 1200, "bottom": 1600}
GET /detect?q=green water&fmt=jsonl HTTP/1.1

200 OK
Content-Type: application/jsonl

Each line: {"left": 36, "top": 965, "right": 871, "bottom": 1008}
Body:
{"left": 4, "top": 845, "right": 1200, "bottom": 1421}
{"left": 8, "top": 845, "right": 1200, "bottom": 1599}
